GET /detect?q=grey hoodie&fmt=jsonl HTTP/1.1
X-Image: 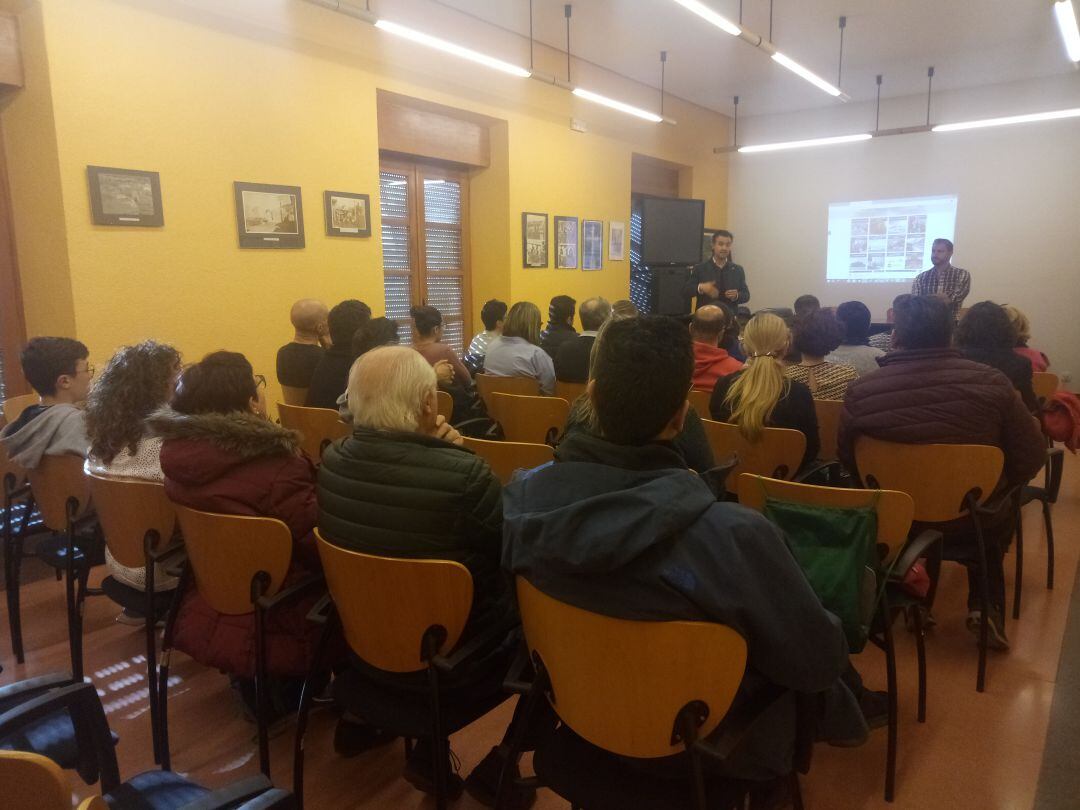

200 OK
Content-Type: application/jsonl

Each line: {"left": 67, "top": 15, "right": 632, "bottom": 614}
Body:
{"left": 1, "top": 403, "right": 90, "bottom": 469}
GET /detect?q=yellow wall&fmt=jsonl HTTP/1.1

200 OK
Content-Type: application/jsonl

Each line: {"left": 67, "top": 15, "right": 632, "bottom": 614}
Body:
{"left": 3, "top": 0, "right": 729, "bottom": 403}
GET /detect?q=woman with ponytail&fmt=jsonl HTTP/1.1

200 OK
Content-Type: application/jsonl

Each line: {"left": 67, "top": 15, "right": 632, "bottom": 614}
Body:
{"left": 709, "top": 312, "right": 819, "bottom": 470}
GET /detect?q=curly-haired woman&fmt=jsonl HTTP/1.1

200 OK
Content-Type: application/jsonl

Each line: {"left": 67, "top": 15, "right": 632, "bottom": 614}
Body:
{"left": 84, "top": 340, "right": 182, "bottom": 621}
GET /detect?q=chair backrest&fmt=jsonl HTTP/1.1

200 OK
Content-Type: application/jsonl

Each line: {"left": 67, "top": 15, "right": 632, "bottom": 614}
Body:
{"left": 699, "top": 419, "right": 806, "bottom": 494}
{"left": 813, "top": 398, "right": 843, "bottom": 462}
{"left": 0, "top": 750, "right": 70, "bottom": 810}
{"left": 516, "top": 578, "right": 747, "bottom": 759}
{"left": 490, "top": 393, "right": 569, "bottom": 445}
{"left": 1, "top": 394, "right": 39, "bottom": 428}
{"left": 475, "top": 373, "right": 541, "bottom": 414}
{"left": 737, "top": 473, "right": 914, "bottom": 566}
{"left": 554, "top": 380, "right": 586, "bottom": 403}
{"left": 461, "top": 436, "right": 554, "bottom": 485}
{"left": 276, "top": 403, "right": 350, "bottom": 462}
{"left": 315, "top": 530, "right": 473, "bottom": 673}
{"left": 686, "top": 389, "right": 712, "bottom": 416}
{"left": 1032, "top": 371, "right": 1058, "bottom": 403}
{"left": 854, "top": 437, "right": 1004, "bottom": 523}
{"left": 280, "top": 385, "right": 309, "bottom": 407}
{"left": 26, "top": 455, "right": 91, "bottom": 532}
{"left": 436, "top": 390, "right": 453, "bottom": 421}
{"left": 0, "top": 441, "right": 24, "bottom": 487}
{"left": 85, "top": 473, "right": 176, "bottom": 569}
{"left": 173, "top": 506, "right": 293, "bottom": 615}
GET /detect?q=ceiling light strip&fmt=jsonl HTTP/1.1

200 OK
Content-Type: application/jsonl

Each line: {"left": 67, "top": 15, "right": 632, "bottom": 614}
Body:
{"left": 373, "top": 19, "right": 532, "bottom": 78}
{"left": 572, "top": 87, "right": 664, "bottom": 122}
{"left": 669, "top": 0, "right": 742, "bottom": 36}
{"left": 1054, "top": 1, "right": 1080, "bottom": 61}
{"left": 771, "top": 51, "right": 845, "bottom": 97}
{"left": 932, "top": 107, "right": 1080, "bottom": 132}
{"left": 737, "top": 133, "right": 872, "bottom": 153}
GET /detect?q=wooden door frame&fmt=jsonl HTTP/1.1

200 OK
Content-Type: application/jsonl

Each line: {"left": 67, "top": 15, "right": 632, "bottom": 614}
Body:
{"left": 0, "top": 120, "right": 28, "bottom": 396}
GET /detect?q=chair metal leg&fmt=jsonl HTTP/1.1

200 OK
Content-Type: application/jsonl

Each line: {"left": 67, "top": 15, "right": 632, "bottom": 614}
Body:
{"left": 1012, "top": 508, "right": 1024, "bottom": 621}
{"left": 158, "top": 563, "right": 189, "bottom": 771}
{"left": 1043, "top": 499, "right": 1055, "bottom": 590}
{"left": 63, "top": 523, "right": 82, "bottom": 680}
{"left": 912, "top": 607, "right": 927, "bottom": 723}
{"left": 293, "top": 608, "right": 339, "bottom": 810}
{"left": 494, "top": 665, "right": 550, "bottom": 810}
{"left": 427, "top": 665, "right": 448, "bottom": 810}
{"left": 883, "top": 602, "right": 898, "bottom": 803}
{"left": 970, "top": 497, "right": 991, "bottom": 694}
{"left": 3, "top": 492, "right": 25, "bottom": 664}
{"left": 253, "top": 597, "right": 272, "bottom": 779}
{"left": 144, "top": 538, "right": 161, "bottom": 765}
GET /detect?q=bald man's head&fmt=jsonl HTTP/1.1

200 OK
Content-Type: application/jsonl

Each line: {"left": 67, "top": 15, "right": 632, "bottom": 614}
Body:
{"left": 290, "top": 299, "right": 329, "bottom": 343}
{"left": 689, "top": 305, "right": 730, "bottom": 346}
{"left": 579, "top": 297, "right": 612, "bottom": 331}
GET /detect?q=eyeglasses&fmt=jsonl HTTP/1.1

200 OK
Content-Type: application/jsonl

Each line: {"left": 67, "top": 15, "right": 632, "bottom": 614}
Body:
{"left": 77, "top": 364, "right": 95, "bottom": 379}
{"left": 254, "top": 374, "right": 266, "bottom": 390}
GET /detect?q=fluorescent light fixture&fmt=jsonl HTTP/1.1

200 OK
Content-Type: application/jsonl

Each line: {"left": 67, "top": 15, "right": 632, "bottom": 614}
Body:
{"left": 738, "top": 133, "right": 872, "bottom": 153}
{"left": 373, "top": 20, "right": 531, "bottom": 78}
{"left": 932, "top": 107, "right": 1080, "bottom": 132}
{"left": 771, "top": 52, "right": 844, "bottom": 97}
{"left": 669, "top": 0, "right": 741, "bottom": 36}
{"left": 1054, "top": 0, "right": 1080, "bottom": 62}
{"left": 572, "top": 87, "right": 664, "bottom": 122}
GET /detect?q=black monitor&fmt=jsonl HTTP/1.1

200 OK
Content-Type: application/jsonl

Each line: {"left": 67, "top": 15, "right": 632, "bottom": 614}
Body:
{"left": 640, "top": 196, "right": 706, "bottom": 266}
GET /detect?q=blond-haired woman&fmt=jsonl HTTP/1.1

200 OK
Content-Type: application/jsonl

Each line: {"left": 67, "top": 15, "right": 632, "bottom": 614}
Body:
{"left": 1003, "top": 304, "right": 1049, "bottom": 372}
{"left": 709, "top": 312, "right": 819, "bottom": 470}
{"left": 482, "top": 301, "right": 556, "bottom": 394}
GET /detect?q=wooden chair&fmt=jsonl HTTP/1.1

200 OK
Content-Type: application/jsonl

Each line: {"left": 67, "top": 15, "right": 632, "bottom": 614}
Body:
{"left": 737, "top": 474, "right": 937, "bottom": 802}
{"left": 85, "top": 473, "right": 180, "bottom": 764}
{"left": 687, "top": 389, "right": 712, "bottom": 416}
{"left": 160, "top": 506, "right": 323, "bottom": 777}
{"left": 1031, "top": 371, "right": 1058, "bottom": 404}
{"left": 497, "top": 578, "right": 806, "bottom": 810}
{"left": 280, "top": 385, "right": 309, "bottom": 407}
{"left": 1, "top": 393, "right": 39, "bottom": 427}
{"left": 436, "top": 390, "right": 453, "bottom": 421}
{"left": 554, "top": 379, "right": 586, "bottom": 403}
{"left": 490, "top": 393, "right": 569, "bottom": 445}
{"left": 461, "top": 437, "right": 554, "bottom": 485}
{"left": 699, "top": 419, "right": 806, "bottom": 496}
{"left": 295, "top": 535, "right": 510, "bottom": 810}
{"left": 0, "top": 682, "right": 291, "bottom": 810}
{"left": 475, "top": 373, "right": 540, "bottom": 413}
{"left": 854, "top": 438, "right": 1009, "bottom": 692}
{"left": 814, "top": 398, "right": 843, "bottom": 462}
{"left": 277, "top": 402, "right": 350, "bottom": 462}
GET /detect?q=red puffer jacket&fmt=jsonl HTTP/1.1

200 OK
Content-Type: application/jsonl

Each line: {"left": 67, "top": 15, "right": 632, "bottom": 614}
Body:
{"left": 837, "top": 348, "right": 1046, "bottom": 488}
{"left": 148, "top": 408, "right": 324, "bottom": 678}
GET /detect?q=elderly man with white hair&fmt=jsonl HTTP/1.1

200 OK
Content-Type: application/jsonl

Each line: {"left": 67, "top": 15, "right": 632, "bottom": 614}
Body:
{"left": 317, "top": 346, "right": 532, "bottom": 807}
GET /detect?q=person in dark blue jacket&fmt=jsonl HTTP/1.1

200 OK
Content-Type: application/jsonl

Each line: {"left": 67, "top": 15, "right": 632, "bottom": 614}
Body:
{"left": 502, "top": 315, "right": 871, "bottom": 784}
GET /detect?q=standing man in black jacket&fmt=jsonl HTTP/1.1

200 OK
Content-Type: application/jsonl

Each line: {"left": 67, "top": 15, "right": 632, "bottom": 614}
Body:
{"left": 683, "top": 229, "right": 749, "bottom": 313}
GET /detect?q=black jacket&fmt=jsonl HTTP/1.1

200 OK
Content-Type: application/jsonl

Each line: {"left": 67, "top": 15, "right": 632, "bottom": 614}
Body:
{"left": 540, "top": 322, "right": 578, "bottom": 359}
{"left": 554, "top": 334, "right": 596, "bottom": 383}
{"left": 305, "top": 349, "right": 355, "bottom": 410}
{"left": 683, "top": 259, "right": 750, "bottom": 311}
{"left": 710, "top": 371, "right": 820, "bottom": 470}
{"left": 318, "top": 427, "right": 512, "bottom": 644}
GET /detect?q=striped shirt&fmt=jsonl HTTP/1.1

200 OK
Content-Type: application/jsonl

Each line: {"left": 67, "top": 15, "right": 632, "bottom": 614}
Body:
{"left": 784, "top": 362, "right": 858, "bottom": 401}
{"left": 911, "top": 264, "right": 970, "bottom": 319}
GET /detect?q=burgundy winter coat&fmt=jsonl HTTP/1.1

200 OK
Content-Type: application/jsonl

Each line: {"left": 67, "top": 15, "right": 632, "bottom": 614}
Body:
{"left": 837, "top": 348, "right": 1046, "bottom": 488}
{"left": 149, "top": 408, "right": 325, "bottom": 679}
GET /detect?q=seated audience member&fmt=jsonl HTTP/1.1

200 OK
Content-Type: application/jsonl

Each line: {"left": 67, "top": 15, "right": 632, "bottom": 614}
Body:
{"left": 1003, "top": 304, "right": 1049, "bottom": 372}
{"left": 827, "top": 301, "right": 886, "bottom": 377}
{"left": 722, "top": 314, "right": 747, "bottom": 363}
{"left": 504, "top": 316, "right": 869, "bottom": 786}
{"left": 351, "top": 316, "right": 400, "bottom": 357}
{"left": 955, "top": 302, "right": 1039, "bottom": 412}
{"left": 689, "top": 304, "right": 743, "bottom": 391}
{"left": 554, "top": 296, "right": 611, "bottom": 383}
{"left": 483, "top": 302, "right": 556, "bottom": 395}
{"left": 276, "top": 299, "right": 329, "bottom": 390}
{"left": 539, "top": 294, "right": 578, "bottom": 358}
{"left": 306, "top": 299, "right": 371, "bottom": 409}
{"left": 410, "top": 304, "right": 473, "bottom": 387}
{"left": 793, "top": 294, "right": 820, "bottom": 318}
{"left": 611, "top": 299, "right": 640, "bottom": 320}
{"left": 1, "top": 337, "right": 92, "bottom": 468}
{"left": 85, "top": 341, "right": 181, "bottom": 620}
{"left": 786, "top": 309, "right": 858, "bottom": 400}
{"left": 466, "top": 299, "right": 507, "bottom": 370}
{"left": 148, "top": 352, "right": 328, "bottom": 714}
{"left": 868, "top": 295, "right": 909, "bottom": 352}
{"left": 838, "top": 296, "right": 1045, "bottom": 648}
{"left": 711, "top": 313, "right": 820, "bottom": 470}
{"left": 318, "top": 346, "right": 527, "bottom": 803}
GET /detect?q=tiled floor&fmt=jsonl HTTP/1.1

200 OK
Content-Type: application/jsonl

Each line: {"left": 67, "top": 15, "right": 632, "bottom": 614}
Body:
{"left": 1, "top": 453, "right": 1077, "bottom": 809}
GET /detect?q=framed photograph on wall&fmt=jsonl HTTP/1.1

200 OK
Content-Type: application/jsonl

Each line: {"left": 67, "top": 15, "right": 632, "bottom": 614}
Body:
{"left": 234, "top": 181, "right": 305, "bottom": 249}
{"left": 324, "top": 190, "right": 371, "bottom": 237}
{"left": 87, "top": 165, "right": 163, "bottom": 227}
{"left": 522, "top": 212, "right": 548, "bottom": 267}
{"left": 702, "top": 228, "right": 720, "bottom": 263}
{"left": 582, "top": 219, "right": 603, "bottom": 270}
{"left": 608, "top": 220, "right": 626, "bottom": 261}
{"left": 555, "top": 216, "right": 579, "bottom": 269}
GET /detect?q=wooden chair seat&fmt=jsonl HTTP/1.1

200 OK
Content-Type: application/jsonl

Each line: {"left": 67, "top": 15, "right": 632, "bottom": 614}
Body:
{"left": 813, "top": 398, "right": 843, "bottom": 462}
{"left": 277, "top": 402, "right": 350, "bottom": 462}
{"left": 490, "top": 392, "right": 569, "bottom": 445}
{"left": 1031, "top": 371, "right": 1058, "bottom": 404}
{"left": 461, "top": 437, "right": 554, "bottom": 484}
{"left": 475, "top": 373, "right": 541, "bottom": 414}
{"left": 687, "top": 389, "right": 712, "bottom": 416}
{"left": 554, "top": 380, "right": 586, "bottom": 403}
{"left": 699, "top": 419, "right": 806, "bottom": 495}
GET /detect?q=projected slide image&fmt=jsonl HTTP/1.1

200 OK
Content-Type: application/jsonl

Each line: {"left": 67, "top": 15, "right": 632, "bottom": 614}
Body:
{"left": 828, "top": 194, "right": 957, "bottom": 283}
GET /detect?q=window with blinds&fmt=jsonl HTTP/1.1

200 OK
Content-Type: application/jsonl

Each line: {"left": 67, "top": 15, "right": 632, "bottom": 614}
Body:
{"left": 379, "top": 160, "right": 471, "bottom": 355}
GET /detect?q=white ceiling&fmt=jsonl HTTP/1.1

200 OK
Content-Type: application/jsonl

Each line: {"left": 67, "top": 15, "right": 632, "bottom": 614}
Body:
{"left": 418, "top": 0, "right": 1076, "bottom": 117}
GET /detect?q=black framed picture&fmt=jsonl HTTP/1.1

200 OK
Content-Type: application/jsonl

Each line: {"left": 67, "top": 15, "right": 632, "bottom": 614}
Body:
{"left": 324, "top": 190, "right": 371, "bottom": 238}
{"left": 582, "top": 219, "right": 603, "bottom": 270}
{"left": 87, "top": 165, "right": 163, "bottom": 227}
{"left": 522, "top": 212, "right": 548, "bottom": 268}
{"left": 555, "top": 216, "right": 579, "bottom": 269}
{"left": 234, "top": 181, "right": 305, "bottom": 249}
